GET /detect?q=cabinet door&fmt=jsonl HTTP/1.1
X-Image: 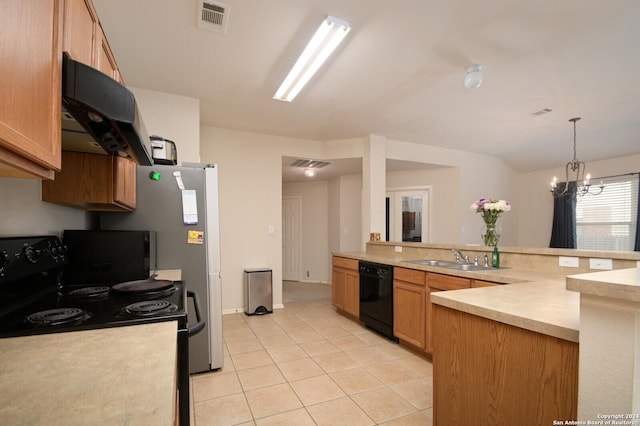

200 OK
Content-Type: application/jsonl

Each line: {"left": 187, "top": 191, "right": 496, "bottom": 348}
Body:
{"left": 63, "top": 0, "right": 97, "bottom": 66}
{"left": 95, "top": 24, "right": 120, "bottom": 80}
{"left": 342, "top": 270, "right": 360, "bottom": 317}
{"left": 425, "top": 272, "right": 471, "bottom": 353}
{"left": 472, "top": 279, "right": 500, "bottom": 288}
{"left": 331, "top": 268, "right": 345, "bottom": 310}
{"left": 394, "top": 280, "right": 426, "bottom": 349}
{"left": 42, "top": 151, "right": 135, "bottom": 211}
{"left": 114, "top": 156, "right": 136, "bottom": 209}
{"left": 0, "top": 0, "right": 62, "bottom": 178}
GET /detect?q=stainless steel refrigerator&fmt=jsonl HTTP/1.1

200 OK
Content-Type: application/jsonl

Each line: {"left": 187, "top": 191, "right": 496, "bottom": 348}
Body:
{"left": 100, "top": 163, "right": 223, "bottom": 373}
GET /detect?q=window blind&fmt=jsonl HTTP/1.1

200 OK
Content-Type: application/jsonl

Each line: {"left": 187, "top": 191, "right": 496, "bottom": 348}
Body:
{"left": 576, "top": 174, "right": 639, "bottom": 251}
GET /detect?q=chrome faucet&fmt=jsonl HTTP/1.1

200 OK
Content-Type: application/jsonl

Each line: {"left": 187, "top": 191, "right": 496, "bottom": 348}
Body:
{"left": 451, "top": 248, "right": 468, "bottom": 263}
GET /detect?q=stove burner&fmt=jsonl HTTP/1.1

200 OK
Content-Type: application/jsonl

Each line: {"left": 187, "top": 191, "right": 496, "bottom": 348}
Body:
{"left": 123, "top": 300, "right": 178, "bottom": 317}
{"left": 66, "top": 286, "right": 111, "bottom": 298}
{"left": 112, "top": 279, "right": 173, "bottom": 293}
{"left": 26, "top": 308, "right": 92, "bottom": 326}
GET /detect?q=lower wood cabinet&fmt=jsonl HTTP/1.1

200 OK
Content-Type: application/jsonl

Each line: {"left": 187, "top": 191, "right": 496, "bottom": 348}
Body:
{"left": 433, "top": 304, "right": 578, "bottom": 424}
{"left": 426, "top": 272, "right": 471, "bottom": 353}
{"left": 42, "top": 151, "right": 136, "bottom": 211}
{"left": 393, "top": 267, "right": 426, "bottom": 349}
{"left": 331, "top": 256, "right": 359, "bottom": 317}
{"left": 472, "top": 279, "right": 500, "bottom": 288}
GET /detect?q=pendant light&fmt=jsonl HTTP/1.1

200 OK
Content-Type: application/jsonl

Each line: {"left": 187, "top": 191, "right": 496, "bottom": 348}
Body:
{"left": 550, "top": 117, "right": 604, "bottom": 197}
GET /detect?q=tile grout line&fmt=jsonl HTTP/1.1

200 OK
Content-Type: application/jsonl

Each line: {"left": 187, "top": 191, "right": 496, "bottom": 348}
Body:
{"left": 197, "top": 299, "right": 432, "bottom": 425}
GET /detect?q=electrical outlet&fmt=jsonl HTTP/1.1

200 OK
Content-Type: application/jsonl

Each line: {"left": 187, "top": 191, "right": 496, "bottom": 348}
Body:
{"left": 395, "top": 246, "right": 402, "bottom": 253}
{"left": 559, "top": 256, "right": 579, "bottom": 268}
{"left": 589, "top": 258, "right": 613, "bottom": 270}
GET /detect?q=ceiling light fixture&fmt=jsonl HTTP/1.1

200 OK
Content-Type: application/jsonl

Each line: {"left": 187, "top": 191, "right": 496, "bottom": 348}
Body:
{"left": 464, "top": 64, "right": 483, "bottom": 89}
{"left": 273, "top": 15, "right": 351, "bottom": 102}
{"left": 304, "top": 169, "right": 316, "bottom": 178}
{"left": 550, "top": 117, "right": 604, "bottom": 197}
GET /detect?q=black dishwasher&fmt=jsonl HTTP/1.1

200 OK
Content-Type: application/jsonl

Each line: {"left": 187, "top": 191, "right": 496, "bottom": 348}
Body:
{"left": 359, "top": 261, "right": 397, "bottom": 342}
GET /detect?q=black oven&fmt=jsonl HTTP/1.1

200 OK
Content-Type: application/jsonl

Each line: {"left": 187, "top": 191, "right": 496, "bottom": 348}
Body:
{"left": 0, "top": 235, "right": 203, "bottom": 426}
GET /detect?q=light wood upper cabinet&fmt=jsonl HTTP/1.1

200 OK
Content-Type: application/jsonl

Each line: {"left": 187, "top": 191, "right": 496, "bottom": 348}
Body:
{"left": 0, "top": 0, "right": 63, "bottom": 179}
{"left": 42, "top": 151, "right": 136, "bottom": 211}
{"left": 63, "top": 0, "right": 120, "bottom": 81}
{"left": 63, "top": 0, "right": 96, "bottom": 66}
{"left": 95, "top": 26, "right": 121, "bottom": 82}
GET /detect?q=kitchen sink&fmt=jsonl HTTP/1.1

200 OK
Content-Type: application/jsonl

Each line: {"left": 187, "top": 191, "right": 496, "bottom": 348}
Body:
{"left": 405, "top": 259, "right": 458, "bottom": 267}
{"left": 404, "top": 259, "right": 496, "bottom": 271}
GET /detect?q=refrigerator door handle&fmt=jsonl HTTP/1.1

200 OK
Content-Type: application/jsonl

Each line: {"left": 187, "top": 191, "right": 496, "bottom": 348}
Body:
{"left": 187, "top": 291, "right": 206, "bottom": 336}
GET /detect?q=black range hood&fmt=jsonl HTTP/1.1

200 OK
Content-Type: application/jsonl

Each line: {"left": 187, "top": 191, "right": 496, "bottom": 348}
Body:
{"left": 61, "top": 55, "right": 153, "bottom": 166}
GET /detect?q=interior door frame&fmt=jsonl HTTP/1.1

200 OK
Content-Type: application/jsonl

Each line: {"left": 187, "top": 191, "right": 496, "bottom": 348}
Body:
{"left": 386, "top": 186, "right": 432, "bottom": 243}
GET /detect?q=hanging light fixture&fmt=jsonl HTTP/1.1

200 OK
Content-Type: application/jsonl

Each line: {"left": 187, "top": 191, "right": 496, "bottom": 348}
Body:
{"left": 550, "top": 117, "right": 604, "bottom": 197}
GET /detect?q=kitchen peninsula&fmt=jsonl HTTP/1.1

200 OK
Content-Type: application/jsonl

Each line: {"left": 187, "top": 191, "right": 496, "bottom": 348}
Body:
{"left": 333, "top": 241, "right": 640, "bottom": 425}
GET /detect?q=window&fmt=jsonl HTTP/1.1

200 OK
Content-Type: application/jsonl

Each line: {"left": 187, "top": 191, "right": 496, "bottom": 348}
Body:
{"left": 576, "top": 174, "right": 639, "bottom": 251}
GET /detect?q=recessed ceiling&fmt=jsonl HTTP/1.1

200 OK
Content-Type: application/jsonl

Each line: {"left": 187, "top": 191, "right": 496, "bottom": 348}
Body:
{"left": 93, "top": 0, "right": 640, "bottom": 174}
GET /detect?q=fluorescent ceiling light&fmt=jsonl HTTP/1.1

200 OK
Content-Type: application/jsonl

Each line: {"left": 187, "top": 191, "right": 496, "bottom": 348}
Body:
{"left": 273, "top": 15, "right": 351, "bottom": 102}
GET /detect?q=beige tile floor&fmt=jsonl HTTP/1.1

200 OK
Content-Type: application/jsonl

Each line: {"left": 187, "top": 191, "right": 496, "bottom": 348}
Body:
{"left": 189, "top": 283, "right": 434, "bottom": 425}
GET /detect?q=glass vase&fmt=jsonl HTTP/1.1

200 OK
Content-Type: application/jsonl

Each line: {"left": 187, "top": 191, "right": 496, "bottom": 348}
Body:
{"left": 482, "top": 223, "right": 501, "bottom": 246}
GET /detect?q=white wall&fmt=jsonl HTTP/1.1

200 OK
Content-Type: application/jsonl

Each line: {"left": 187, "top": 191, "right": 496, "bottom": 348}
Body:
{"left": 199, "top": 125, "right": 325, "bottom": 313}
{"left": 517, "top": 152, "right": 640, "bottom": 247}
{"left": 386, "top": 167, "right": 460, "bottom": 244}
{"left": 337, "top": 174, "right": 363, "bottom": 252}
{"left": 131, "top": 88, "right": 201, "bottom": 164}
{"left": 282, "top": 180, "right": 329, "bottom": 283}
{"left": 387, "top": 139, "right": 519, "bottom": 246}
{"left": 328, "top": 174, "right": 362, "bottom": 278}
{"left": 0, "top": 178, "right": 88, "bottom": 236}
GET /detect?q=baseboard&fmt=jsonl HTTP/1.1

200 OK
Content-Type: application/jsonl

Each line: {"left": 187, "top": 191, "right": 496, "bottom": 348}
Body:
{"left": 297, "top": 280, "right": 331, "bottom": 285}
{"left": 222, "top": 305, "right": 284, "bottom": 315}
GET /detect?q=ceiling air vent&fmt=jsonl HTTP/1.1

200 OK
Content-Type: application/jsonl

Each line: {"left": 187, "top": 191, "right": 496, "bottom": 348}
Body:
{"left": 198, "top": 0, "right": 229, "bottom": 34}
{"left": 289, "top": 159, "right": 331, "bottom": 169}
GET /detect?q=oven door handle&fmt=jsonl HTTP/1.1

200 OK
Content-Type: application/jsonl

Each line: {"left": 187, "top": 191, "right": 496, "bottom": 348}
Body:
{"left": 187, "top": 290, "right": 206, "bottom": 336}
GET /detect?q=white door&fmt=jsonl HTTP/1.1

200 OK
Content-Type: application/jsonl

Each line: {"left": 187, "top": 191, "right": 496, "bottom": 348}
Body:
{"left": 282, "top": 196, "right": 301, "bottom": 281}
{"left": 386, "top": 189, "right": 430, "bottom": 243}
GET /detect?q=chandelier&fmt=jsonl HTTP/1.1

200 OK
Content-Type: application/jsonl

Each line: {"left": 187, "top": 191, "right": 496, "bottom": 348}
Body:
{"left": 550, "top": 117, "right": 604, "bottom": 197}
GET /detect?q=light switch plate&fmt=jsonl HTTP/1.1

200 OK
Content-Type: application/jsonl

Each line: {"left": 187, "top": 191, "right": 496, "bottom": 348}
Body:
{"left": 394, "top": 246, "right": 402, "bottom": 253}
{"left": 559, "top": 256, "right": 580, "bottom": 268}
{"left": 589, "top": 258, "right": 613, "bottom": 270}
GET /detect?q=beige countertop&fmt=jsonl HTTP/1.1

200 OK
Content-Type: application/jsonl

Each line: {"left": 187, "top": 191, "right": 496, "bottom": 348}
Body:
{"left": 0, "top": 321, "right": 178, "bottom": 425}
{"left": 566, "top": 267, "right": 640, "bottom": 303}
{"left": 430, "top": 280, "right": 580, "bottom": 342}
{"left": 334, "top": 251, "right": 579, "bottom": 342}
{"left": 334, "top": 251, "right": 562, "bottom": 284}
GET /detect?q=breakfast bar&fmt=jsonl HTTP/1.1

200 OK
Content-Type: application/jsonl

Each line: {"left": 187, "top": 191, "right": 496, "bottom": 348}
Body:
{"left": 333, "top": 242, "right": 640, "bottom": 424}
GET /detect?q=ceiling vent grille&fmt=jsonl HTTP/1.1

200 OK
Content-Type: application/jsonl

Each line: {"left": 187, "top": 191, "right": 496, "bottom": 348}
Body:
{"left": 289, "top": 159, "right": 331, "bottom": 169}
{"left": 198, "top": 0, "right": 229, "bottom": 34}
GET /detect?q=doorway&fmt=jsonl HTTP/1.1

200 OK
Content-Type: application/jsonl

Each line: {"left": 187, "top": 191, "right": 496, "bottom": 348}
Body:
{"left": 282, "top": 196, "right": 301, "bottom": 281}
{"left": 386, "top": 188, "right": 431, "bottom": 242}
